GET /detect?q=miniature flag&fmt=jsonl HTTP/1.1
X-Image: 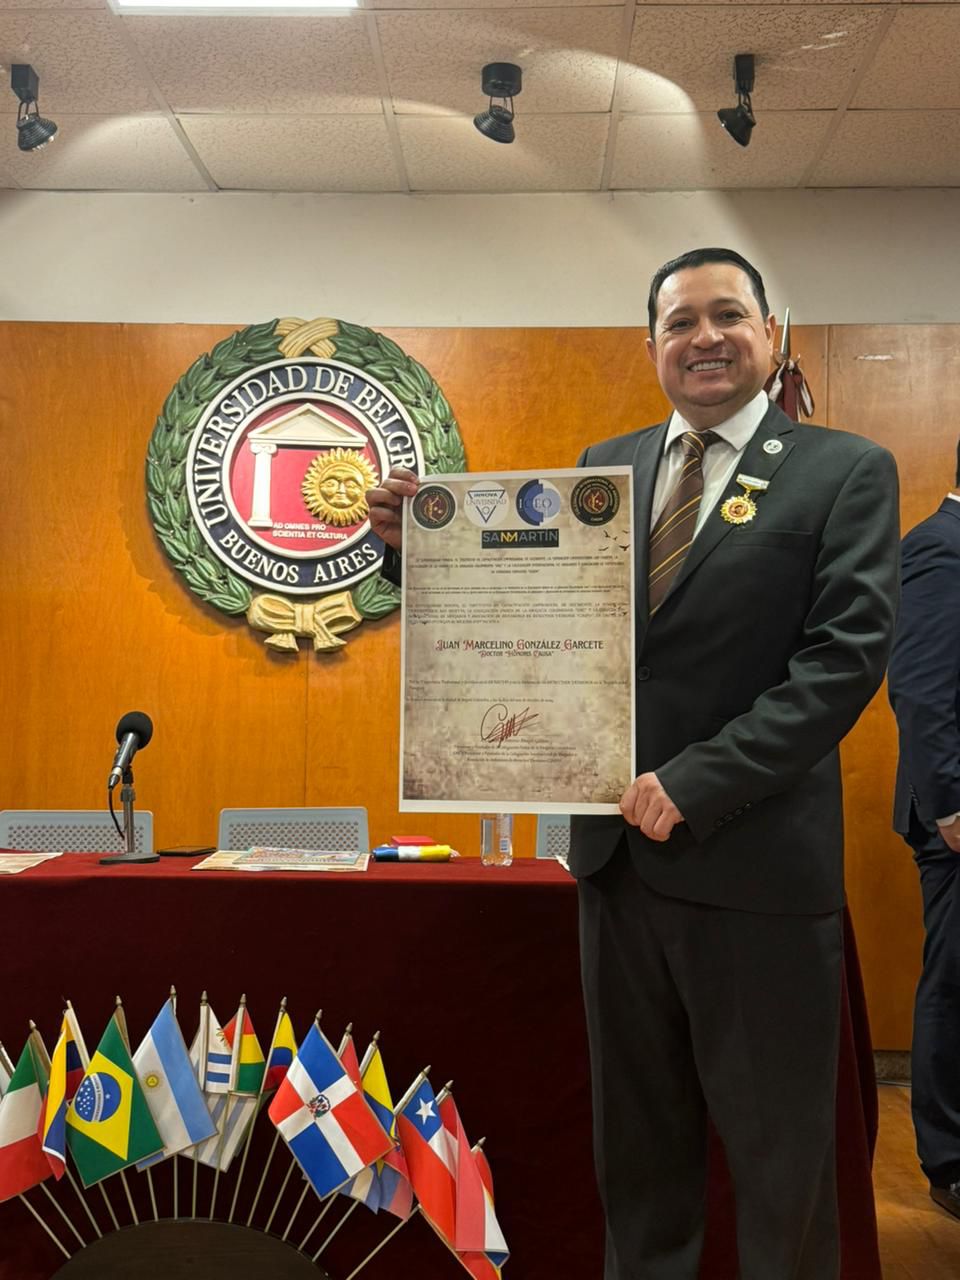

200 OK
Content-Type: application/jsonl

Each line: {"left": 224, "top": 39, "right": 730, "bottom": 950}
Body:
{"left": 397, "top": 1076, "right": 456, "bottom": 1245}
{"left": 61, "top": 1009, "right": 87, "bottom": 1100}
{"left": 338, "top": 1031, "right": 380, "bottom": 1212}
{"left": 133, "top": 999, "right": 216, "bottom": 1168}
{"left": 189, "top": 1003, "right": 233, "bottom": 1094}
{"left": 0, "top": 1039, "right": 50, "bottom": 1201}
{"left": 264, "top": 1011, "right": 297, "bottom": 1092}
{"left": 222, "top": 1007, "right": 265, "bottom": 1096}
{"left": 268, "top": 1023, "right": 392, "bottom": 1199}
{"left": 358, "top": 1043, "right": 413, "bottom": 1220}
{"left": 0, "top": 1042, "right": 14, "bottom": 1098}
{"left": 191, "top": 1093, "right": 258, "bottom": 1173}
{"left": 66, "top": 1013, "right": 163, "bottom": 1187}
{"left": 40, "top": 1019, "right": 71, "bottom": 1179}
{"left": 439, "top": 1095, "right": 509, "bottom": 1269}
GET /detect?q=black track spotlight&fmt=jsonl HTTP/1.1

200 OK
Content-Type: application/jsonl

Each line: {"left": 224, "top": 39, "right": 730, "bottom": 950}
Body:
{"left": 11, "top": 64, "right": 58, "bottom": 152}
{"left": 717, "top": 53, "right": 756, "bottom": 148}
{"left": 473, "top": 62, "right": 522, "bottom": 145}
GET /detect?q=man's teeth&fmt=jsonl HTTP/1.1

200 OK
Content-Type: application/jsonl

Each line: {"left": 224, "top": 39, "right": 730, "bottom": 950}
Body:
{"left": 689, "top": 360, "right": 729, "bottom": 371}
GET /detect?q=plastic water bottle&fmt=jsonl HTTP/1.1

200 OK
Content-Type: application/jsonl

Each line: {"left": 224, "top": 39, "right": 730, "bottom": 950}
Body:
{"left": 480, "top": 813, "right": 513, "bottom": 866}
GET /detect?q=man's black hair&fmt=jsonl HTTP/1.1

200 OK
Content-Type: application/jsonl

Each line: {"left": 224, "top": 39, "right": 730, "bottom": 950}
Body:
{"left": 647, "top": 248, "right": 770, "bottom": 334}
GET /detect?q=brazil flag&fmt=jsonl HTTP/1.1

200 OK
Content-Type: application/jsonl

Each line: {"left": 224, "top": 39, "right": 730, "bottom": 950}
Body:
{"left": 66, "top": 1012, "right": 162, "bottom": 1186}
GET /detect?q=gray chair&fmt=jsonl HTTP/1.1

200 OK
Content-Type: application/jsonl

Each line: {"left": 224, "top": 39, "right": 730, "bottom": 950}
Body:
{"left": 535, "top": 813, "right": 571, "bottom": 869}
{"left": 0, "top": 809, "right": 155, "bottom": 855}
{"left": 217, "top": 807, "right": 369, "bottom": 854}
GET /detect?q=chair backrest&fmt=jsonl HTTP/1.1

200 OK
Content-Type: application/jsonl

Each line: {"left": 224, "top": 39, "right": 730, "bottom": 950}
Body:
{"left": 217, "top": 807, "right": 369, "bottom": 854}
{"left": 0, "top": 809, "right": 154, "bottom": 855}
{"left": 535, "top": 814, "right": 571, "bottom": 868}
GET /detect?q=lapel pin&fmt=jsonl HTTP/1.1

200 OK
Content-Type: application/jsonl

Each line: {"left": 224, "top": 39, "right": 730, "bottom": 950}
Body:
{"left": 762, "top": 438, "right": 783, "bottom": 455}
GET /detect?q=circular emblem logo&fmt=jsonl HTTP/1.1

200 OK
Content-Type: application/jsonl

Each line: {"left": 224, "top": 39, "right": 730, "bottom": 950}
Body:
{"left": 516, "top": 480, "right": 562, "bottom": 526}
{"left": 308, "top": 1093, "right": 332, "bottom": 1118}
{"left": 146, "top": 318, "right": 465, "bottom": 655}
{"left": 412, "top": 485, "right": 457, "bottom": 530}
{"left": 720, "top": 494, "right": 758, "bottom": 525}
{"left": 463, "top": 482, "right": 509, "bottom": 528}
{"left": 74, "top": 1072, "right": 123, "bottom": 1124}
{"left": 571, "top": 476, "right": 621, "bottom": 526}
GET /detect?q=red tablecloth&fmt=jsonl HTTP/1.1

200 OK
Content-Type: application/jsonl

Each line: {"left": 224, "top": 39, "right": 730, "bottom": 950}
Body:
{"left": 0, "top": 855, "right": 880, "bottom": 1279}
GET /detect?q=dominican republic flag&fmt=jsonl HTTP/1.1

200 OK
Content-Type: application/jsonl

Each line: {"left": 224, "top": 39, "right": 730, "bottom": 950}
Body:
{"left": 268, "top": 1023, "right": 392, "bottom": 1199}
{"left": 397, "top": 1077, "right": 456, "bottom": 1245}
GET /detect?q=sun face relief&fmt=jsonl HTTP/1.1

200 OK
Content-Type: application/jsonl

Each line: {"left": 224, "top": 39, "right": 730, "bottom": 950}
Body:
{"left": 302, "top": 448, "right": 379, "bottom": 527}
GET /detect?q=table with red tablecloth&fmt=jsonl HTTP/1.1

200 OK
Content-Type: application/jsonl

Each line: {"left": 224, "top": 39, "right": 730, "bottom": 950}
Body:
{"left": 0, "top": 855, "right": 880, "bottom": 1279}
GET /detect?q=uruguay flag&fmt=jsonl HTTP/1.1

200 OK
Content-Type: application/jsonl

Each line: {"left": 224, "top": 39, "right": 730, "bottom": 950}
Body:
{"left": 397, "top": 1077, "right": 456, "bottom": 1245}
{"left": 268, "top": 1024, "right": 392, "bottom": 1199}
{"left": 134, "top": 999, "right": 216, "bottom": 1168}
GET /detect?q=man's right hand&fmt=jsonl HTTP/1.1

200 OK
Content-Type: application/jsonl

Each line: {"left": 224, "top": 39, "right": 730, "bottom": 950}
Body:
{"left": 367, "top": 467, "right": 419, "bottom": 551}
{"left": 940, "top": 815, "right": 960, "bottom": 854}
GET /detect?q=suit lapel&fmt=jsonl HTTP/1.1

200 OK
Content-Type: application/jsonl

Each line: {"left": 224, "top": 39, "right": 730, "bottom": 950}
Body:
{"left": 666, "top": 402, "right": 797, "bottom": 599}
{"left": 632, "top": 422, "right": 669, "bottom": 643}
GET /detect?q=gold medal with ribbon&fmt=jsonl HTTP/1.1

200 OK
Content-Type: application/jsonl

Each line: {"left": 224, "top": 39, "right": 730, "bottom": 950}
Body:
{"left": 720, "top": 473, "right": 770, "bottom": 526}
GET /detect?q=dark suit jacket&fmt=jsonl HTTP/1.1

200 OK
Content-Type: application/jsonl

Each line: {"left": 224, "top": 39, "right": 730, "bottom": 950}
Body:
{"left": 569, "top": 401, "right": 900, "bottom": 916}
{"left": 888, "top": 499, "right": 960, "bottom": 838}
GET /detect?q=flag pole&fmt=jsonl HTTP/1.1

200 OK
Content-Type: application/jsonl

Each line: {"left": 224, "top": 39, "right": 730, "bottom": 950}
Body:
{"left": 170, "top": 985, "right": 179, "bottom": 1221}
{"left": 210, "top": 993, "right": 245, "bottom": 1220}
{"left": 246, "top": 1131, "right": 280, "bottom": 1228}
{"left": 18, "top": 1192, "right": 72, "bottom": 1261}
{"left": 281, "top": 1177, "right": 312, "bottom": 1241}
{"left": 342, "top": 1206, "right": 421, "bottom": 1280}
{"left": 263, "top": 1009, "right": 322, "bottom": 1234}
{"left": 56, "top": 1007, "right": 104, "bottom": 1237}
{"left": 29, "top": 1020, "right": 93, "bottom": 1246}
{"left": 311, "top": 1199, "right": 358, "bottom": 1262}
{"left": 112, "top": 999, "right": 140, "bottom": 1226}
{"left": 38, "top": 1182, "right": 87, "bottom": 1248}
{"left": 192, "top": 992, "right": 210, "bottom": 1221}
{"left": 230, "top": 995, "right": 286, "bottom": 1224}
{"left": 296, "top": 1189, "right": 337, "bottom": 1251}
{"left": 357, "top": 1029, "right": 379, "bottom": 1077}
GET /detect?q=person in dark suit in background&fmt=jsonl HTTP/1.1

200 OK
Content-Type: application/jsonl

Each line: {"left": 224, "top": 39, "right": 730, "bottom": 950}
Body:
{"left": 368, "top": 248, "right": 901, "bottom": 1280}
{"left": 887, "top": 441, "right": 960, "bottom": 1220}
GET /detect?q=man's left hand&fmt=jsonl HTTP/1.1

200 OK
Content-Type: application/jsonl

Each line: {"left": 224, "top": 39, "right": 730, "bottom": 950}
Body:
{"left": 620, "top": 772, "right": 684, "bottom": 841}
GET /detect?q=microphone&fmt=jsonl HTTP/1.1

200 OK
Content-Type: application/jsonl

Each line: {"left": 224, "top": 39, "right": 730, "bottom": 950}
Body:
{"left": 108, "top": 712, "right": 153, "bottom": 790}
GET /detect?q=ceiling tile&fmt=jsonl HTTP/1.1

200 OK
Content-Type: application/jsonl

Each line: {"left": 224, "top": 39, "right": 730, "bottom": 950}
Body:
{"left": 853, "top": 8, "right": 960, "bottom": 108}
{"left": 398, "top": 113, "right": 608, "bottom": 190}
{"left": 122, "top": 15, "right": 382, "bottom": 114}
{"left": 0, "top": 12, "right": 157, "bottom": 114}
{"left": 181, "top": 114, "right": 401, "bottom": 191}
{"left": 2, "top": 114, "right": 208, "bottom": 190}
{"left": 807, "top": 110, "right": 960, "bottom": 186}
{"left": 611, "top": 109, "right": 831, "bottom": 188}
{"left": 621, "top": 6, "right": 887, "bottom": 113}
{"left": 376, "top": 9, "right": 623, "bottom": 115}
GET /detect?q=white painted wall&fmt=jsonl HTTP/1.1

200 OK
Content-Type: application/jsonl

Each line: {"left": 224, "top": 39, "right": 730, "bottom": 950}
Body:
{"left": 2, "top": 188, "right": 957, "bottom": 326}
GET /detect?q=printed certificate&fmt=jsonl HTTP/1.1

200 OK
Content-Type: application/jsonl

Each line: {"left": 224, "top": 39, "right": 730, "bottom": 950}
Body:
{"left": 399, "top": 468, "right": 635, "bottom": 814}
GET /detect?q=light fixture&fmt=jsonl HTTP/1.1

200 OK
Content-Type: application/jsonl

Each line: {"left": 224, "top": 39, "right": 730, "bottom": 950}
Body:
{"left": 10, "top": 65, "right": 58, "bottom": 152}
{"left": 473, "top": 63, "right": 522, "bottom": 145}
{"left": 717, "top": 53, "right": 755, "bottom": 148}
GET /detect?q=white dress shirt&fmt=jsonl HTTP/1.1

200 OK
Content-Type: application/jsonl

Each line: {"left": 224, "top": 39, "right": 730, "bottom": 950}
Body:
{"left": 650, "top": 390, "right": 771, "bottom": 535}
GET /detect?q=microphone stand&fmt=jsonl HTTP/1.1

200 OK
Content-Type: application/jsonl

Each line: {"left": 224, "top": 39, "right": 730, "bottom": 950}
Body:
{"left": 101, "top": 766, "right": 159, "bottom": 866}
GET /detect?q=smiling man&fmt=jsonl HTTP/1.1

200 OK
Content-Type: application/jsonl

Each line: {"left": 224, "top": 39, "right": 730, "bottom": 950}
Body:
{"left": 367, "top": 246, "right": 900, "bottom": 1280}
{"left": 570, "top": 248, "right": 900, "bottom": 1280}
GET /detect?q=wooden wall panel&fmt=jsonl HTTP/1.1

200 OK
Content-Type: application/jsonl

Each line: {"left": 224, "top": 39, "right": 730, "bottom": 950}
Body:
{"left": 828, "top": 326, "right": 960, "bottom": 1048}
{"left": 0, "top": 318, "right": 946, "bottom": 1047}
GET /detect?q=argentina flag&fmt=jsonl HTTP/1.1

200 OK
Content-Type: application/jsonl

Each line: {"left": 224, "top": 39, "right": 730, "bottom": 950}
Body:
{"left": 134, "top": 999, "right": 216, "bottom": 1168}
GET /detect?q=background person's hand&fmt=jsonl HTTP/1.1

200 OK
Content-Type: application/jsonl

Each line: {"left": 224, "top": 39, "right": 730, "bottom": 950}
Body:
{"left": 367, "top": 467, "right": 419, "bottom": 551}
{"left": 939, "top": 815, "right": 960, "bottom": 854}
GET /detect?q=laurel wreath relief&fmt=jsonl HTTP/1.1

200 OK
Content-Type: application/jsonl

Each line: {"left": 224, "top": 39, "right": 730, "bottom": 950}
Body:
{"left": 146, "top": 318, "right": 465, "bottom": 640}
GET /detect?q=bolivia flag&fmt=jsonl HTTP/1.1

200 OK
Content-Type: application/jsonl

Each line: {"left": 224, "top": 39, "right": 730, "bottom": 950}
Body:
{"left": 66, "top": 1013, "right": 163, "bottom": 1187}
{"left": 223, "top": 1008, "right": 265, "bottom": 1096}
{"left": 0, "top": 1040, "right": 50, "bottom": 1202}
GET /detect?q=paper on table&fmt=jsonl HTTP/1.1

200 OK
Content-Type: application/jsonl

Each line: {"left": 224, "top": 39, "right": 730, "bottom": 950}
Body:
{"left": 0, "top": 850, "right": 63, "bottom": 874}
{"left": 192, "top": 848, "right": 370, "bottom": 873}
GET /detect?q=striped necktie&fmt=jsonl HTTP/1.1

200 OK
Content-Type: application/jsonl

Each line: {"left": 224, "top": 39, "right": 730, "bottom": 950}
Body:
{"left": 648, "top": 430, "right": 719, "bottom": 615}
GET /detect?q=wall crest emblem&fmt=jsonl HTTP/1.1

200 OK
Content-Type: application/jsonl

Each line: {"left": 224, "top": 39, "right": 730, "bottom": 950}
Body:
{"left": 147, "top": 318, "right": 464, "bottom": 654}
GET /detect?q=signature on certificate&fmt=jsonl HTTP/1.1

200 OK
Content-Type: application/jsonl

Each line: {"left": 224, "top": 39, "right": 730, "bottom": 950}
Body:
{"left": 480, "top": 704, "right": 540, "bottom": 747}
